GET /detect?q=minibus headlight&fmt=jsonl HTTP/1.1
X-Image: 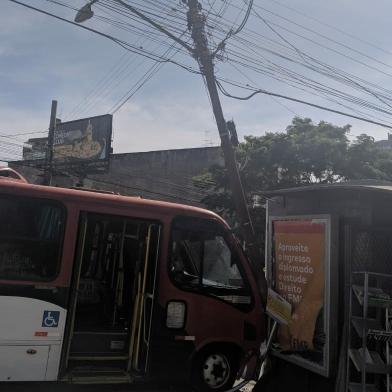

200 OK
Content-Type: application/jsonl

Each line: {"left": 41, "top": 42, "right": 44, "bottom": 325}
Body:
{"left": 166, "top": 301, "right": 186, "bottom": 329}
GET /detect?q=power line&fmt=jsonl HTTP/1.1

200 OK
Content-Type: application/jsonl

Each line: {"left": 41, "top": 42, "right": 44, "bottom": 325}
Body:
{"left": 213, "top": 0, "right": 253, "bottom": 53}
{"left": 205, "top": 23, "right": 392, "bottom": 128}
{"left": 210, "top": 5, "right": 392, "bottom": 94}
{"left": 0, "top": 130, "right": 47, "bottom": 139}
{"left": 10, "top": 0, "right": 392, "bottom": 135}
{"left": 8, "top": 0, "right": 203, "bottom": 123}
{"left": 27, "top": 0, "right": 392, "bottom": 125}
{"left": 249, "top": 8, "right": 392, "bottom": 112}
{"left": 210, "top": 10, "right": 392, "bottom": 105}
{"left": 216, "top": 79, "right": 392, "bottom": 129}
{"left": 206, "top": 2, "right": 392, "bottom": 116}
{"left": 224, "top": 50, "right": 392, "bottom": 119}
{"left": 7, "top": 0, "right": 198, "bottom": 74}
{"left": 99, "top": 0, "right": 192, "bottom": 52}
{"left": 6, "top": 159, "right": 204, "bottom": 204}
{"left": 263, "top": 0, "right": 392, "bottom": 57}
{"left": 227, "top": 60, "right": 299, "bottom": 117}
{"left": 110, "top": 31, "right": 189, "bottom": 114}
{"left": 0, "top": 139, "right": 27, "bottom": 149}
{"left": 221, "top": 10, "right": 392, "bottom": 100}
{"left": 109, "top": 58, "right": 165, "bottom": 113}
{"left": 252, "top": 4, "right": 392, "bottom": 73}
{"left": 222, "top": 39, "right": 392, "bottom": 119}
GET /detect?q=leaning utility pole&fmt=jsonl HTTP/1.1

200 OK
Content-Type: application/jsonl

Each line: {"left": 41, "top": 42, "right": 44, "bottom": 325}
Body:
{"left": 44, "top": 99, "right": 57, "bottom": 186}
{"left": 73, "top": 1, "right": 266, "bottom": 292}
{"left": 186, "top": 1, "right": 261, "bottom": 269}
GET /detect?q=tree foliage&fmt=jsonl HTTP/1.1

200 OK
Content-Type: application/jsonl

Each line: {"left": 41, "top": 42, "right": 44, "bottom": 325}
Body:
{"left": 194, "top": 117, "right": 392, "bottom": 236}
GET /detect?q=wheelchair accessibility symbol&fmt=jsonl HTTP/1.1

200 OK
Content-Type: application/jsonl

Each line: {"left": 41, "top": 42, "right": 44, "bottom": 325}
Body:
{"left": 42, "top": 311, "right": 60, "bottom": 328}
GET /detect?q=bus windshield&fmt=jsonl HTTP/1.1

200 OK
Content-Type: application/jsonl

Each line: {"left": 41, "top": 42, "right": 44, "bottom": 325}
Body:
{"left": 170, "top": 217, "right": 251, "bottom": 301}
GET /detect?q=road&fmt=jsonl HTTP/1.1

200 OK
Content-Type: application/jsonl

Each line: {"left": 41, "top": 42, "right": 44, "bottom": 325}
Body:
{"left": 0, "top": 381, "right": 255, "bottom": 392}
{"left": 0, "top": 383, "right": 170, "bottom": 392}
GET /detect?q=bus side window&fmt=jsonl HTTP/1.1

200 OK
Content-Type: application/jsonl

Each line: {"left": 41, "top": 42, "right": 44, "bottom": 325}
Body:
{"left": 0, "top": 196, "right": 64, "bottom": 281}
{"left": 170, "top": 217, "right": 247, "bottom": 293}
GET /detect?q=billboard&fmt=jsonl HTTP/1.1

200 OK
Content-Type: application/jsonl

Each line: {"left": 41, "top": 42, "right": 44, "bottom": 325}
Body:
{"left": 268, "top": 216, "right": 331, "bottom": 377}
{"left": 53, "top": 114, "right": 112, "bottom": 169}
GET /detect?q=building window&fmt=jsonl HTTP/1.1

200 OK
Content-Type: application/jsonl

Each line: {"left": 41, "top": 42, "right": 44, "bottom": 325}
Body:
{"left": 0, "top": 196, "right": 65, "bottom": 281}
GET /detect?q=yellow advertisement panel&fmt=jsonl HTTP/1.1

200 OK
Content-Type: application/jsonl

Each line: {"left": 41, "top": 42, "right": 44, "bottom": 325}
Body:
{"left": 271, "top": 217, "right": 329, "bottom": 376}
{"left": 274, "top": 220, "right": 325, "bottom": 350}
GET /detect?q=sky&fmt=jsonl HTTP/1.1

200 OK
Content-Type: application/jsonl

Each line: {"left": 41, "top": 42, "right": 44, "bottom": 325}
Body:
{"left": 2, "top": 0, "right": 392, "bottom": 162}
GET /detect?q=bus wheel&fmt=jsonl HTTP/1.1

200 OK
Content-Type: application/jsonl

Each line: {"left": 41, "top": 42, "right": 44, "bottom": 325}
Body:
{"left": 192, "top": 347, "right": 238, "bottom": 392}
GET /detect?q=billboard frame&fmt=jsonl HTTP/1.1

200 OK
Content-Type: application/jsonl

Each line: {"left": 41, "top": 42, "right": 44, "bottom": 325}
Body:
{"left": 52, "top": 114, "right": 112, "bottom": 173}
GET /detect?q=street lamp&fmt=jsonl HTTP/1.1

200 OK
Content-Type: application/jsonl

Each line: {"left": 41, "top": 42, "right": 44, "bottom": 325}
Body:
{"left": 75, "top": 0, "right": 194, "bottom": 51}
{"left": 74, "top": 0, "right": 98, "bottom": 23}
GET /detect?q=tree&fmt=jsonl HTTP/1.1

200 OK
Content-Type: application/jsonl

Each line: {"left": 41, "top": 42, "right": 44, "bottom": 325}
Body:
{"left": 194, "top": 117, "right": 392, "bottom": 243}
{"left": 344, "top": 134, "right": 392, "bottom": 180}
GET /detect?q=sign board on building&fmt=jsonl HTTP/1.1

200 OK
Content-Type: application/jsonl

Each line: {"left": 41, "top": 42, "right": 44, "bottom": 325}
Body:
{"left": 53, "top": 114, "right": 112, "bottom": 171}
{"left": 267, "top": 215, "right": 331, "bottom": 377}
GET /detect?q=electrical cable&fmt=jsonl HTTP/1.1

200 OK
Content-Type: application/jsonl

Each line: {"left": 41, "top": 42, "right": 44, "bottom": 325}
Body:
{"left": 227, "top": 58, "right": 299, "bottom": 117}
{"left": 263, "top": 0, "right": 392, "bottom": 57}
{"left": 109, "top": 32, "right": 189, "bottom": 113}
{"left": 216, "top": 79, "right": 392, "bottom": 129}
{"left": 249, "top": 8, "right": 392, "bottom": 112}
{"left": 6, "top": 159, "right": 204, "bottom": 204}
{"left": 11, "top": 0, "right": 392, "bottom": 133}
{"left": 206, "top": 2, "right": 392, "bottom": 109}
{"left": 7, "top": 0, "right": 198, "bottom": 74}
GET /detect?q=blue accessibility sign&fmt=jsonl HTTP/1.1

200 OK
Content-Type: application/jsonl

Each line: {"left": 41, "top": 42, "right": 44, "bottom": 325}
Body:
{"left": 42, "top": 310, "right": 60, "bottom": 328}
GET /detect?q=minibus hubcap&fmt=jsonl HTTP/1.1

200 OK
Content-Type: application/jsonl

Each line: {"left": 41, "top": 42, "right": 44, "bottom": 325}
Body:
{"left": 202, "top": 353, "right": 230, "bottom": 388}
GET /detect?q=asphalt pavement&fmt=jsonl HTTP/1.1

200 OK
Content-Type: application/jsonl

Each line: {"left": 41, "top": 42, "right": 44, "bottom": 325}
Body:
{"left": 0, "top": 383, "right": 170, "bottom": 392}
{"left": 0, "top": 380, "right": 255, "bottom": 392}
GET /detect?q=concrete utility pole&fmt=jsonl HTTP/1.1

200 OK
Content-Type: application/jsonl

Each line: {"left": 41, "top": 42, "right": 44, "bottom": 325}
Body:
{"left": 186, "top": 1, "right": 262, "bottom": 271}
{"left": 44, "top": 99, "right": 57, "bottom": 186}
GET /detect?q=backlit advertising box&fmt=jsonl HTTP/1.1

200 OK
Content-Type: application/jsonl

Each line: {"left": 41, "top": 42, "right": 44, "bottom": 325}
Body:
{"left": 267, "top": 215, "right": 331, "bottom": 376}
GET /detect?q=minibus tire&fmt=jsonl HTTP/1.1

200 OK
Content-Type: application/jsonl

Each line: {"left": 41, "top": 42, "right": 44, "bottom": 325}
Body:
{"left": 191, "top": 347, "right": 238, "bottom": 392}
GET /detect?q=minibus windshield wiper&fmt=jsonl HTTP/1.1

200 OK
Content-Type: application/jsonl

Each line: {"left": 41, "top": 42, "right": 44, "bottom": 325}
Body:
{"left": 202, "top": 278, "right": 243, "bottom": 290}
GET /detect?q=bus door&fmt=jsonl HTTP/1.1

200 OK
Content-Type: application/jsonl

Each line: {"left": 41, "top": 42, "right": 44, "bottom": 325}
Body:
{"left": 62, "top": 212, "right": 160, "bottom": 382}
{"left": 128, "top": 224, "right": 161, "bottom": 375}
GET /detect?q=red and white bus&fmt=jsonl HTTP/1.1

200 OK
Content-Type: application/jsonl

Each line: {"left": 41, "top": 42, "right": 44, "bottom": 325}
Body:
{"left": 0, "top": 170, "right": 266, "bottom": 390}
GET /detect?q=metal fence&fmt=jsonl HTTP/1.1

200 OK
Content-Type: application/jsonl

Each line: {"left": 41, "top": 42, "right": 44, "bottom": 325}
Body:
{"left": 351, "top": 228, "right": 392, "bottom": 275}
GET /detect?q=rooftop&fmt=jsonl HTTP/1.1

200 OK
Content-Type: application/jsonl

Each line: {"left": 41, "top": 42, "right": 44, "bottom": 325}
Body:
{"left": 265, "top": 180, "right": 392, "bottom": 197}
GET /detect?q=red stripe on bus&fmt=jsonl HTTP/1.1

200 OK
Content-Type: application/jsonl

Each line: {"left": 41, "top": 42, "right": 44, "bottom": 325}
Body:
{"left": 34, "top": 331, "right": 48, "bottom": 337}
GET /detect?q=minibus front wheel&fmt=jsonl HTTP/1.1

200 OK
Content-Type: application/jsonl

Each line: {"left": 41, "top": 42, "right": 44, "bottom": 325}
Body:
{"left": 191, "top": 346, "right": 239, "bottom": 392}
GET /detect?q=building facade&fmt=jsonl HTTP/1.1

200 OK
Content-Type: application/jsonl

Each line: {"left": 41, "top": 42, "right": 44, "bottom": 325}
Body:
{"left": 10, "top": 146, "right": 222, "bottom": 207}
